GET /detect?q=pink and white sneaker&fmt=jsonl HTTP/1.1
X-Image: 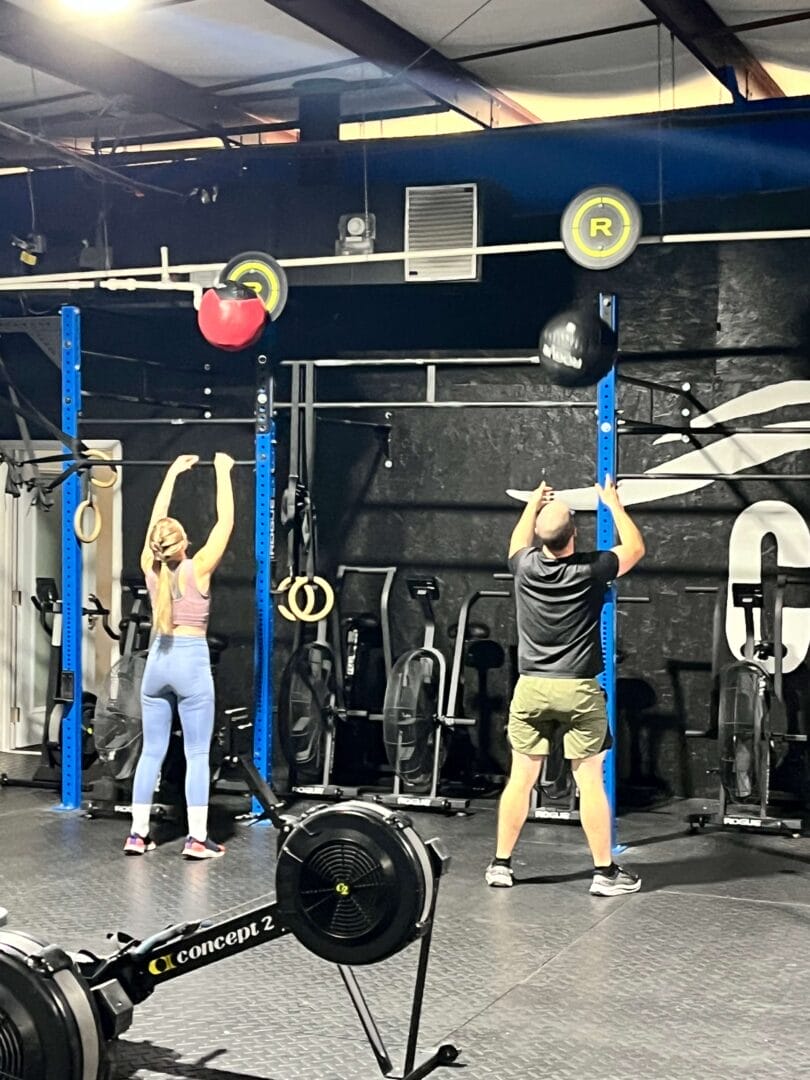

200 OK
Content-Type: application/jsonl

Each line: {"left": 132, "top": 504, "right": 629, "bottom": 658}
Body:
{"left": 182, "top": 836, "right": 225, "bottom": 860}
{"left": 123, "top": 833, "right": 156, "bottom": 856}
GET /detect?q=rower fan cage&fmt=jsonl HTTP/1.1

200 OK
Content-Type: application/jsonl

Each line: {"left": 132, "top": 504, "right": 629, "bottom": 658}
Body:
{"left": 278, "top": 642, "right": 335, "bottom": 780}
{"left": 0, "top": 930, "right": 109, "bottom": 1080}
{"left": 275, "top": 801, "right": 435, "bottom": 966}
{"left": 718, "top": 661, "right": 764, "bottom": 802}
{"left": 92, "top": 653, "right": 147, "bottom": 781}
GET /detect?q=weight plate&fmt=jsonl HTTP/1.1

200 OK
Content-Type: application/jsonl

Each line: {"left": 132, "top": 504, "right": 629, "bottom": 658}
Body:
{"left": 219, "top": 251, "right": 289, "bottom": 321}
{"left": 560, "top": 186, "right": 641, "bottom": 270}
{"left": 275, "top": 801, "right": 434, "bottom": 966}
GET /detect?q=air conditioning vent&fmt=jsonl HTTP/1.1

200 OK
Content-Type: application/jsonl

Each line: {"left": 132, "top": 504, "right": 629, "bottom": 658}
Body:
{"left": 404, "top": 184, "right": 478, "bottom": 283}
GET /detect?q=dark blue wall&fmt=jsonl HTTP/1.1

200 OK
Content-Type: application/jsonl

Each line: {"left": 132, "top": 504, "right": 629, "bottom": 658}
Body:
{"left": 0, "top": 96, "right": 807, "bottom": 284}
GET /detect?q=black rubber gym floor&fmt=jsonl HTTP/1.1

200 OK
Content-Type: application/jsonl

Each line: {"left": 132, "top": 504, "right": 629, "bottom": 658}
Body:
{"left": 2, "top": 749, "right": 809, "bottom": 1080}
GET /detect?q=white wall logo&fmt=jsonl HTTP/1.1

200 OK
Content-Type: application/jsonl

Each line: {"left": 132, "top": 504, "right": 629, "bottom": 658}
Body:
{"left": 508, "top": 380, "right": 810, "bottom": 670}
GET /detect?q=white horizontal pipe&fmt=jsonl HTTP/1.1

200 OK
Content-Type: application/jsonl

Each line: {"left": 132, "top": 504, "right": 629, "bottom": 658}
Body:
{"left": 99, "top": 277, "right": 203, "bottom": 308}
{"left": 0, "top": 279, "right": 96, "bottom": 290}
{"left": 641, "top": 229, "right": 810, "bottom": 244}
{"left": 278, "top": 240, "right": 566, "bottom": 266}
{"left": 0, "top": 228, "right": 805, "bottom": 294}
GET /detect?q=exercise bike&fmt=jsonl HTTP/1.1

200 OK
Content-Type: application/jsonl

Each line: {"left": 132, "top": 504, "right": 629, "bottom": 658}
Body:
{"left": 0, "top": 578, "right": 117, "bottom": 793}
{"left": 373, "top": 576, "right": 510, "bottom": 814}
{"left": 278, "top": 564, "right": 396, "bottom": 800}
{"left": 688, "top": 575, "right": 809, "bottom": 835}
{"left": 0, "top": 742, "right": 459, "bottom": 1080}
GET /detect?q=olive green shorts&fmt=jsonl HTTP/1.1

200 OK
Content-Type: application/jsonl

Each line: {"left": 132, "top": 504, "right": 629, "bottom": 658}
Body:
{"left": 507, "top": 675, "right": 609, "bottom": 759}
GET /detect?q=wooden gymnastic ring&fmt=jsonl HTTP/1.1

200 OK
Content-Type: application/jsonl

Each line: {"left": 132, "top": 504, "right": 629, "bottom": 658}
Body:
{"left": 74, "top": 499, "right": 102, "bottom": 544}
{"left": 287, "top": 576, "right": 335, "bottom": 623}
{"left": 276, "top": 575, "right": 316, "bottom": 622}
{"left": 84, "top": 448, "right": 118, "bottom": 490}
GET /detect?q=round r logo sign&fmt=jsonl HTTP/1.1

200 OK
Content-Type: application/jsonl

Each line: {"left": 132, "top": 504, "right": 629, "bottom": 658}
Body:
{"left": 561, "top": 187, "right": 642, "bottom": 269}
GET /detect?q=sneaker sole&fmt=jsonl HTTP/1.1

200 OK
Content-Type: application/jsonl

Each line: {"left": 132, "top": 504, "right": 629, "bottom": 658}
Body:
{"left": 124, "top": 844, "right": 155, "bottom": 856}
{"left": 485, "top": 875, "right": 514, "bottom": 888}
{"left": 183, "top": 849, "right": 225, "bottom": 860}
{"left": 589, "top": 880, "right": 642, "bottom": 896}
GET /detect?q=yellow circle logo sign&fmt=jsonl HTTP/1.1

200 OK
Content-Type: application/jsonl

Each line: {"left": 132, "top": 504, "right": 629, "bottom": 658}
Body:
{"left": 230, "top": 261, "right": 281, "bottom": 310}
{"left": 219, "top": 250, "right": 289, "bottom": 320}
{"left": 561, "top": 187, "right": 642, "bottom": 270}
{"left": 335, "top": 882, "right": 351, "bottom": 897}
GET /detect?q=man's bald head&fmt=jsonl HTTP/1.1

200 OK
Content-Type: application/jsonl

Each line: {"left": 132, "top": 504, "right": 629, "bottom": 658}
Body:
{"left": 535, "top": 500, "right": 576, "bottom": 554}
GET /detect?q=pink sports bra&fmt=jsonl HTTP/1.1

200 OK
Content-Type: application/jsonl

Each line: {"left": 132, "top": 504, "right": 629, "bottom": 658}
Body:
{"left": 145, "top": 559, "right": 210, "bottom": 631}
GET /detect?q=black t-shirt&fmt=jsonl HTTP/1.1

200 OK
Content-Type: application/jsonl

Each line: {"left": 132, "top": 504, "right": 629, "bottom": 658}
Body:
{"left": 508, "top": 547, "right": 619, "bottom": 678}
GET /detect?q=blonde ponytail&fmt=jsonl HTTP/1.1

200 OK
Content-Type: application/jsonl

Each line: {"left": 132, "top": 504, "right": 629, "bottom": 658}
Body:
{"left": 148, "top": 517, "right": 187, "bottom": 636}
{"left": 152, "top": 562, "right": 173, "bottom": 635}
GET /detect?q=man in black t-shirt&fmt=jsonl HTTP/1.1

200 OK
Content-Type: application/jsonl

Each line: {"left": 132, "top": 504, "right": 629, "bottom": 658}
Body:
{"left": 485, "top": 475, "right": 645, "bottom": 895}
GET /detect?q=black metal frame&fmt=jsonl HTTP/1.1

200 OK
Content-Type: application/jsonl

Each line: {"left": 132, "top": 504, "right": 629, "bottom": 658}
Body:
{"left": 615, "top": 370, "right": 810, "bottom": 487}
{"left": 639, "top": 0, "right": 783, "bottom": 99}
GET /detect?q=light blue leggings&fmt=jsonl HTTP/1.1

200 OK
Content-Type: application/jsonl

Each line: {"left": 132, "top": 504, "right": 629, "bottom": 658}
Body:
{"left": 133, "top": 635, "right": 215, "bottom": 807}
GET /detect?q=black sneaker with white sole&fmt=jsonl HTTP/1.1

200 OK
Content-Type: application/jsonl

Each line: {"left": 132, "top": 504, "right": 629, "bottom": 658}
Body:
{"left": 589, "top": 865, "right": 641, "bottom": 896}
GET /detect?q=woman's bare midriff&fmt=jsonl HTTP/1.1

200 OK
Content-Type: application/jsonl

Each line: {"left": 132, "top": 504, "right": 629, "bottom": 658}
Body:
{"left": 170, "top": 625, "right": 208, "bottom": 638}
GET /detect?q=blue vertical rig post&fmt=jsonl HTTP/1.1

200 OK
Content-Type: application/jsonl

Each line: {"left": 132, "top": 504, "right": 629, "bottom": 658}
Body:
{"left": 252, "top": 349, "right": 275, "bottom": 814}
{"left": 58, "top": 306, "right": 83, "bottom": 810}
{"left": 596, "top": 292, "right": 620, "bottom": 850}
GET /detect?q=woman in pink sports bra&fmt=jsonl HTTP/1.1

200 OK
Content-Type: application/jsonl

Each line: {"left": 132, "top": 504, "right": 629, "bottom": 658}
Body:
{"left": 124, "top": 452, "right": 235, "bottom": 860}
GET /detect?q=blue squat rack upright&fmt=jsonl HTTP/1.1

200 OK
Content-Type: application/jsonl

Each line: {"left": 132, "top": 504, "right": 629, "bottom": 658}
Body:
{"left": 596, "top": 292, "right": 619, "bottom": 848}
{"left": 57, "top": 306, "right": 277, "bottom": 810}
{"left": 57, "top": 306, "right": 83, "bottom": 810}
{"left": 252, "top": 349, "right": 275, "bottom": 814}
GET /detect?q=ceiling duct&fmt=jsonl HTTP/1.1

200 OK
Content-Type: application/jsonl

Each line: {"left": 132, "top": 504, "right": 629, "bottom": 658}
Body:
{"left": 404, "top": 184, "right": 478, "bottom": 283}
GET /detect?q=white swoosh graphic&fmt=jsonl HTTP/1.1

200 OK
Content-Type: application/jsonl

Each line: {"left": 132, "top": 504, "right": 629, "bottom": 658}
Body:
{"left": 690, "top": 380, "right": 810, "bottom": 428}
{"left": 653, "top": 381, "right": 810, "bottom": 446}
{"left": 507, "top": 380, "right": 810, "bottom": 510}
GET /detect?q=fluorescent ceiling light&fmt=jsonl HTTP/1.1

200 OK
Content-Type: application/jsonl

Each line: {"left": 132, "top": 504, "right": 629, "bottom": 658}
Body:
{"left": 60, "top": 0, "right": 134, "bottom": 14}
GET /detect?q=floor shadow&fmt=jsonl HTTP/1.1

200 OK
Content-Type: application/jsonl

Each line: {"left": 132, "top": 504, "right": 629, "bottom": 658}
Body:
{"left": 638, "top": 851, "right": 810, "bottom": 894}
{"left": 619, "top": 826, "right": 701, "bottom": 850}
{"left": 723, "top": 831, "right": 810, "bottom": 869}
{"left": 515, "top": 869, "right": 592, "bottom": 886}
{"left": 111, "top": 1040, "right": 274, "bottom": 1080}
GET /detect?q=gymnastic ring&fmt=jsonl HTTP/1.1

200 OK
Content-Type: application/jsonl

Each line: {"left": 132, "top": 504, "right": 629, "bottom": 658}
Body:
{"left": 83, "top": 448, "right": 118, "bottom": 490}
{"left": 287, "top": 576, "right": 335, "bottom": 623}
{"left": 74, "top": 499, "right": 102, "bottom": 544}
{"left": 276, "top": 575, "right": 317, "bottom": 622}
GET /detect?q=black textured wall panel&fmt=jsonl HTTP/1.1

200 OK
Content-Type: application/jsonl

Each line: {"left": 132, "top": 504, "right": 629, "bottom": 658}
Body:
{"left": 1, "top": 236, "right": 808, "bottom": 804}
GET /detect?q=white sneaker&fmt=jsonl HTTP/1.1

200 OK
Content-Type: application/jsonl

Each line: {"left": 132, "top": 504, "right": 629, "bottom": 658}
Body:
{"left": 485, "top": 861, "right": 514, "bottom": 888}
{"left": 589, "top": 865, "right": 641, "bottom": 896}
